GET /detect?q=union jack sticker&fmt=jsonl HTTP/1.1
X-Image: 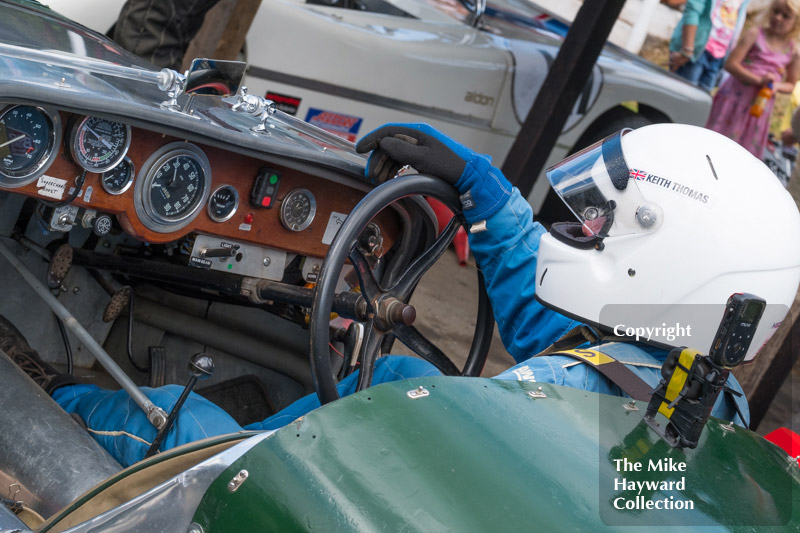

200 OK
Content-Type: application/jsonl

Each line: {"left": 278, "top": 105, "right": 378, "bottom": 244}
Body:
{"left": 629, "top": 168, "right": 647, "bottom": 180}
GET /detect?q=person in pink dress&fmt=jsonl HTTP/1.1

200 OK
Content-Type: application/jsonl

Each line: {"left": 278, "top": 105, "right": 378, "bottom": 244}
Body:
{"left": 706, "top": 0, "right": 800, "bottom": 157}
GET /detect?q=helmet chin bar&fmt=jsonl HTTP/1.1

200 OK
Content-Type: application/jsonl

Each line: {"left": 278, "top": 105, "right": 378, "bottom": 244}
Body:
{"left": 549, "top": 222, "right": 604, "bottom": 250}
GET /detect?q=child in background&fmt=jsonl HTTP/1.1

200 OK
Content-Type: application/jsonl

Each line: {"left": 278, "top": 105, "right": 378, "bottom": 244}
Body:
{"left": 706, "top": 0, "right": 800, "bottom": 158}
{"left": 669, "top": 0, "right": 751, "bottom": 92}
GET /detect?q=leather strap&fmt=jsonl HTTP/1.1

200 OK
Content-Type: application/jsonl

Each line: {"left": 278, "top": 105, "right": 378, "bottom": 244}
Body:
{"left": 545, "top": 347, "right": 654, "bottom": 402}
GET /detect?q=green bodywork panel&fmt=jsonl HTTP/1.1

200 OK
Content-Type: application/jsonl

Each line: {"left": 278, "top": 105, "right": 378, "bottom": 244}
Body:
{"left": 192, "top": 377, "right": 800, "bottom": 531}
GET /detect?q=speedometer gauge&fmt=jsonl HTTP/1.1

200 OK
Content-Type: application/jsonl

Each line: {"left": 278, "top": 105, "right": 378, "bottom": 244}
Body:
{"left": 69, "top": 116, "right": 131, "bottom": 173}
{"left": 134, "top": 142, "right": 211, "bottom": 233}
{"left": 280, "top": 188, "right": 316, "bottom": 232}
{"left": 0, "top": 105, "right": 61, "bottom": 187}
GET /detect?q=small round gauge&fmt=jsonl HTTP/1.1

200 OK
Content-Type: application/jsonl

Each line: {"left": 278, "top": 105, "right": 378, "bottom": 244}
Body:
{"left": 207, "top": 184, "right": 239, "bottom": 222}
{"left": 280, "top": 188, "right": 316, "bottom": 232}
{"left": 101, "top": 157, "right": 135, "bottom": 195}
{"left": 69, "top": 116, "right": 131, "bottom": 173}
{"left": 134, "top": 142, "right": 211, "bottom": 233}
{"left": 0, "top": 105, "right": 61, "bottom": 187}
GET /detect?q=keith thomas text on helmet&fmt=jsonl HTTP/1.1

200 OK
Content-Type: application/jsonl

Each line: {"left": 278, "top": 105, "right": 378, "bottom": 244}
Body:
{"left": 629, "top": 168, "right": 711, "bottom": 205}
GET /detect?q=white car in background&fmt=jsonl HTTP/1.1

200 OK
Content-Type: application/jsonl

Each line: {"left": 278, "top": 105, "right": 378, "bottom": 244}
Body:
{"left": 48, "top": 0, "right": 711, "bottom": 216}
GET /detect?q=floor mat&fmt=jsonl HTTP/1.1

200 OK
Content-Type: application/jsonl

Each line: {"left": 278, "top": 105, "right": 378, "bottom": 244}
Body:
{"left": 197, "top": 375, "right": 276, "bottom": 427}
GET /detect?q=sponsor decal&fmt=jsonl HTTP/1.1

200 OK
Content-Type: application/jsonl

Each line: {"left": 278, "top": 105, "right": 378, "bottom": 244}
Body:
{"left": 629, "top": 168, "right": 711, "bottom": 205}
{"left": 557, "top": 348, "right": 615, "bottom": 365}
{"left": 511, "top": 365, "right": 535, "bottom": 382}
{"left": 266, "top": 91, "right": 301, "bottom": 115}
{"left": 304, "top": 108, "right": 362, "bottom": 142}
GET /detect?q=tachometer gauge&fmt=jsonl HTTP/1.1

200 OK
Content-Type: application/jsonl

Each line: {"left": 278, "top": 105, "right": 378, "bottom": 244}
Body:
{"left": 207, "top": 184, "right": 239, "bottom": 222}
{"left": 69, "top": 116, "right": 131, "bottom": 173}
{"left": 0, "top": 105, "right": 61, "bottom": 187}
{"left": 101, "top": 157, "right": 135, "bottom": 195}
{"left": 134, "top": 142, "right": 211, "bottom": 233}
{"left": 280, "top": 188, "right": 316, "bottom": 232}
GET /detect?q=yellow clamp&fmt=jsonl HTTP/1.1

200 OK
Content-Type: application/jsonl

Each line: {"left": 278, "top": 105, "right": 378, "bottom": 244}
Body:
{"left": 658, "top": 348, "right": 702, "bottom": 419}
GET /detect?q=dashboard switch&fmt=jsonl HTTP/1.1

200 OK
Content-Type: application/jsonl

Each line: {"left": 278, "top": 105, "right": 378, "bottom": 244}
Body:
{"left": 250, "top": 168, "right": 281, "bottom": 209}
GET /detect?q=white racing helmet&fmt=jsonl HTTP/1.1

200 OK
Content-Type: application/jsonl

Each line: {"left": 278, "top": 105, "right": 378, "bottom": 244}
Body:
{"left": 536, "top": 124, "right": 800, "bottom": 362}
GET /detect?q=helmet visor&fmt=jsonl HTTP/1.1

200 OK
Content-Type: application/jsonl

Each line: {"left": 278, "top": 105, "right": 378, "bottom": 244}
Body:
{"left": 546, "top": 130, "right": 662, "bottom": 238}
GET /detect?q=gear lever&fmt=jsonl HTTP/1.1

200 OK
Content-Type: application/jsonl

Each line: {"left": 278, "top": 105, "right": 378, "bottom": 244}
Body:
{"left": 144, "top": 353, "right": 214, "bottom": 459}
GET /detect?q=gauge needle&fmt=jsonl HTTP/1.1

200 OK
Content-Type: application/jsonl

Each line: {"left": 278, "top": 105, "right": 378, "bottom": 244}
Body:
{"left": 0, "top": 134, "right": 25, "bottom": 149}
{"left": 168, "top": 166, "right": 178, "bottom": 188}
{"left": 85, "top": 125, "right": 113, "bottom": 150}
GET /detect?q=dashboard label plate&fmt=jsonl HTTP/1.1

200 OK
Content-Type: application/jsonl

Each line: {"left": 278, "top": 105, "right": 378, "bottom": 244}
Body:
{"left": 322, "top": 212, "right": 347, "bottom": 245}
{"left": 190, "top": 256, "right": 213, "bottom": 269}
{"left": 36, "top": 175, "right": 67, "bottom": 200}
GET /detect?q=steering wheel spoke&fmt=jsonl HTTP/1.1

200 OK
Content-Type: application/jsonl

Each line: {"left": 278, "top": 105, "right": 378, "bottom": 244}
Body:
{"left": 393, "top": 324, "right": 461, "bottom": 376}
{"left": 392, "top": 217, "right": 460, "bottom": 301}
{"left": 348, "top": 247, "right": 384, "bottom": 310}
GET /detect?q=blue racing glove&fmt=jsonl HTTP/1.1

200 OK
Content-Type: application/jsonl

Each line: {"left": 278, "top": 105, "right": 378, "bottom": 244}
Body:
{"left": 355, "top": 123, "right": 513, "bottom": 223}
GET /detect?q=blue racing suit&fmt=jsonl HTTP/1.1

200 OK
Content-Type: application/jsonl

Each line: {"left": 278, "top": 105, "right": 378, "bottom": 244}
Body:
{"left": 52, "top": 189, "right": 750, "bottom": 467}
{"left": 51, "top": 126, "right": 750, "bottom": 467}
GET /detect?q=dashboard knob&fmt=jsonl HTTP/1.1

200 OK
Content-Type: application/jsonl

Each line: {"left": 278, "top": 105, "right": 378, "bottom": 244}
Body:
{"left": 93, "top": 214, "right": 113, "bottom": 236}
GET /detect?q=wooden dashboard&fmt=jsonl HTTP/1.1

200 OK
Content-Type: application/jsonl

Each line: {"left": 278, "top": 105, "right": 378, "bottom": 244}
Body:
{"left": 1, "top": 110, "right": 397, "bottom": 259}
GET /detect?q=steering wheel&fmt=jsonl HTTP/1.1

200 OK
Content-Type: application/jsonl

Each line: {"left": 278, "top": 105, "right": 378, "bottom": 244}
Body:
{"left": 310, "top": 174, "right": 495, "bottom": 405}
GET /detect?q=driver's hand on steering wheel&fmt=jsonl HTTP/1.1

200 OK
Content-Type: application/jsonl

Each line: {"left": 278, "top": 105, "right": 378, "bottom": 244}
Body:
{"left": 356, "top": 123, "right": 513, "bottom": 224}
{"left": 356, "top": 123, "right": 476, "bottom": 186}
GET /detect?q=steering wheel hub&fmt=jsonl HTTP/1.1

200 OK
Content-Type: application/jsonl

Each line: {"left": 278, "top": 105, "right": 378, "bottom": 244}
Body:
{"left": 375, "top": 297, "right": 416, "bottom": 329}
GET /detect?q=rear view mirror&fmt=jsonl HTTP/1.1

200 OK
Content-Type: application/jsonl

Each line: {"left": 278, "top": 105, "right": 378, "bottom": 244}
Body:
{"left": 184, "top": 58, "right": 246, "bottom": 97}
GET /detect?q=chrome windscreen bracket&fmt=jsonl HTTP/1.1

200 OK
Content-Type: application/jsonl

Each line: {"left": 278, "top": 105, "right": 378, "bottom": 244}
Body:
{"left": 232, "top": 86, "right": 277, "bottom": 133}
{"left": 158, "top": 68, "right": 187, "bottom": 111}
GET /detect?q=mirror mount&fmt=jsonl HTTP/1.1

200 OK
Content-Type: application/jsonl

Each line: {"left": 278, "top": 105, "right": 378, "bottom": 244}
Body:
{"left": 462, "top": 0, "right": 486, "bottom": 27}
{"left": 232, "top": 86, "right": 277, "bottom": 133}
{"left": 231, "top": 86, "right": 360, "bottom": 154}
{"left": 471, "top": 0, "right": 486, "bottom": 27}
{"left": 159, "top": 58, "right": 246, "bottom": 112}
{"left": 158, "top": 68, "right": 186, "bottom": 111}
